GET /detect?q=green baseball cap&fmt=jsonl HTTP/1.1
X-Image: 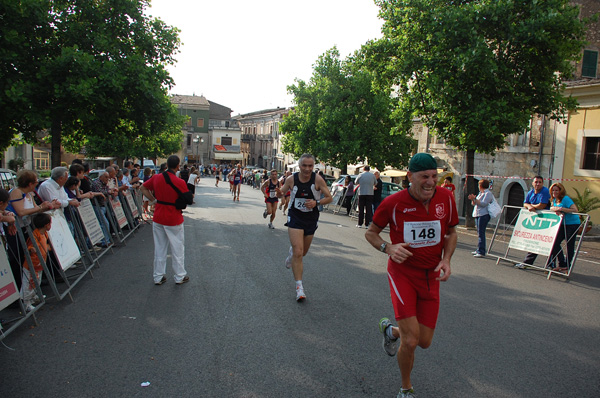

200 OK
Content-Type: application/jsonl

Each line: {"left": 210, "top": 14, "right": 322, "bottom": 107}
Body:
{"left": 408, "top": 153, "right": 437, "bottom": 172}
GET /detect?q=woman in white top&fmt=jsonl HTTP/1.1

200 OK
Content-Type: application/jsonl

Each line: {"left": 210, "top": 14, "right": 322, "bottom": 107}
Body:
{"left": 187, "top": 167, "right": 199, "bottom": 202}
{"left": 5, "top": 170, "right": 57, "bottom": 288}
{"left": 468, "top": 179, "right": 494, "bottom": 258}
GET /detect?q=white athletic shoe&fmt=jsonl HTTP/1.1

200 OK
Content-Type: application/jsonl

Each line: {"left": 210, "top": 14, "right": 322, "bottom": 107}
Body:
{"left": 379, "top": 317, "right": 399, "bottom": 356}
{"left": 397, "top": 388, "right": 417, "bottom": 398}
{"left": 296, "top": 286, "right": 306, "bottom": 301}
{"left": 268, "top": 223, "right": 274, "bottom": 229}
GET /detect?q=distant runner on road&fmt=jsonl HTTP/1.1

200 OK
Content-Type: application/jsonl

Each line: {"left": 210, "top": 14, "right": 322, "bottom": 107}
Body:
{"left": 278, "top": 154, "right": 332, "bottom": 301}
{"left": 231, "top": 164, "right": 243, "bottom": 201}
{"left": 261, "top": 169, "right": 281, "bottom": 229}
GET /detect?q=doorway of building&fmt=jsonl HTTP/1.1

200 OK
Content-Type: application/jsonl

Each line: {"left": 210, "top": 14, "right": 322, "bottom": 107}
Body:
{"left": 505, "top": 183, "right": 525, "bottom": 225}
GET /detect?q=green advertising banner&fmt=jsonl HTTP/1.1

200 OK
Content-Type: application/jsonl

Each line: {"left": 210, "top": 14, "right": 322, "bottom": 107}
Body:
{"left": 509, "top": 210, "right": 562, "bottom": 256}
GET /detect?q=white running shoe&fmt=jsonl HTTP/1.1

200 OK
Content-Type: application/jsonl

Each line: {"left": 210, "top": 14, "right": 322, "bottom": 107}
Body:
{"left": 296, "top": 286, "right": 306, "bottom": 301}
{"left": 263, "top": 210, "right": 268, "bottom": 218}
{"left": 285, "top": 246, "right": 293, "bottom": 269}
{"left": 397, "top": 388, "right": 417, "bottom": 397}
{"left": 268, "top": 223, "right": 274, "bottom": 229}
{"left": 379, "top": 317, "right": 399, "bottom": 356}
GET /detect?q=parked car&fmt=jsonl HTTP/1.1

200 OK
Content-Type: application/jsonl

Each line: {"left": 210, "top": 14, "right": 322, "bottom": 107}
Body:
{"left": 380, "top": 181, "right": 403, "bottom": 199}
{"left": 320, "top": 174, "right": 337, "bottom": 187}
{"left": 0, "top": 168, "right": 17, "bottom": 190}
{"left": 88, "top": 169, "right": 102, "bottom": 180}
{"left": 330, "top": 175, "right": 357, "bottom": 197}
{"left": 346, "top": 181, "right": 404, "bottom": 212}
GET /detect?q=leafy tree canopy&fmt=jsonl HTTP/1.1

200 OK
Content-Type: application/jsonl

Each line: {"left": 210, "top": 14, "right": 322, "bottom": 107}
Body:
{"left": 365, "top": 0, "right": 588, "bottom": 153}
{"left": 280, "top": 47, "right": 415, "bottom": 171}
{"left": 0, "top": 0, "right": 184, "bottom": 165}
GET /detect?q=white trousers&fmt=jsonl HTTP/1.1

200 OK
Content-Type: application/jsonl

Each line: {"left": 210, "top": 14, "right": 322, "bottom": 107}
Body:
{"left": 153, "top": 222, "right": 186, "bottom": 283}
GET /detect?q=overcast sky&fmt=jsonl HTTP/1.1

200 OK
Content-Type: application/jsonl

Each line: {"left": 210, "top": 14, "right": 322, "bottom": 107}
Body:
{"left": 147, "top": 0, "right": 383, "bottom": 115}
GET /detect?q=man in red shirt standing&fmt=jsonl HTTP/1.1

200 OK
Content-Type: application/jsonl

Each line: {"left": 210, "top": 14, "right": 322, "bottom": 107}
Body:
{"left": 365, "top": 153, "right": 458, "bottom": 398}
{"left": 140, "top": 155, "right": 190, "bottom": 285}
{"left": 441, "top": 176, "right": 456, "bottom": 198}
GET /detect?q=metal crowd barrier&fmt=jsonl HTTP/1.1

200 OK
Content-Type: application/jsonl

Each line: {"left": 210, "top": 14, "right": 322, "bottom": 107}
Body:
{"left": 487, "top": 205, "right": 590, "bottom": 280}
{"left": 0, "top": 187, "right": 146, "bottom": 341}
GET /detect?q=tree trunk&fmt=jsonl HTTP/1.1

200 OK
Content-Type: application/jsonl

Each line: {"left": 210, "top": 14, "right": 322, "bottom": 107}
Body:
{"left": 51, "top": 118, "right": 62, "bottom": 168}
{"left": 464, "top": 149, "right": 476, "bottom": 228}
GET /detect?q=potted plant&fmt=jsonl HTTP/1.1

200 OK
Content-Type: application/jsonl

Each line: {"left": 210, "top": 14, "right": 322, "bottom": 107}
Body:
{"left": 572, "top": 187, "right": 600, "bottom": 234}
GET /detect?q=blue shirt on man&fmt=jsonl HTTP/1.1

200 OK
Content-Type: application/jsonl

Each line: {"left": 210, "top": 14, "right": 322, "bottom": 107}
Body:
{"left": 524, "top": 186, "right": 550, "bottom": 207}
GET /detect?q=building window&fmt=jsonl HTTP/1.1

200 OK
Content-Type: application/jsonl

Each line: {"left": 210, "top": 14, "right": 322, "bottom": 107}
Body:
{"left": 222, "top": 136, "right": 232, "bottom": 146}
{"left": 185, "top": 118, "right": 192, "bottom": 127}
{"left": 582, "top": 50, "right": 598, "bottom": 78}
{"left": 34, "top": 150, "right": 50, "bottom": 170}
{"left": 583, "top": 137, "right": 600, "bottom": 170}
{"left": 187, "top": 134, "right": 192, "bottom": 146}
{"left": 197, "top": 118, "right": 204, "bottom": 128}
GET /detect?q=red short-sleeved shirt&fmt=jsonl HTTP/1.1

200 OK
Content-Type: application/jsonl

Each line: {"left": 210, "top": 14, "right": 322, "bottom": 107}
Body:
{"left": 373, "top": 186, "right": 459, "bottom": 270}
{"left": 143, "top": 171, "right": 189, "bottom": 226}
{"left": 442, "top": 182, "right": 456, "bottom": 194}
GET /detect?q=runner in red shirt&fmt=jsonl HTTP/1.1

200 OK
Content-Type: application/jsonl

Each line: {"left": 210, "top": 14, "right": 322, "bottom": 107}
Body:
{"left": 365, "top": 153, "right": 458, "bottom": 398}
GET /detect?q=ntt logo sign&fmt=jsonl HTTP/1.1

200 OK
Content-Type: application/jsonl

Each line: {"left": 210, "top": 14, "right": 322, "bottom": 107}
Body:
{"left": 521, "top": 213, "right": 561, "bottom": 230}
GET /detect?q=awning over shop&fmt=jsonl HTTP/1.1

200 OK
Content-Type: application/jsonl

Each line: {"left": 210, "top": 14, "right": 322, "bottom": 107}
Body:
{"left": 214, "top": 153, "right": 243, "bottom": 160}
{"left": 381, "top": 169, "right": 408, "bottom": 177}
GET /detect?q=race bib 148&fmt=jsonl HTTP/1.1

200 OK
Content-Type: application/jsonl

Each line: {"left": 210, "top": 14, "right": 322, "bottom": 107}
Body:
{"left": 403, "top": 221, "right": 442, "bottom": 248}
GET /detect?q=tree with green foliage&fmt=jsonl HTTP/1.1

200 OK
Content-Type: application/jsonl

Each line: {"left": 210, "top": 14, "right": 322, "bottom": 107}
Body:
{"left": 280, "top": 47, "right": 416, "bottom": 172}
{"left": 0, "top": 0, "right": 54, "bottom": 151}
{"left": 0, "top": 0, "right": 184, "bottom": 166}
{"left": 365, "top": 0, "right": 588, "bottom": 225}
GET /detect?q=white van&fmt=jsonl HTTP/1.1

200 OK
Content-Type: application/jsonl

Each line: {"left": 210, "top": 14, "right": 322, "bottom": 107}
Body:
{"left": 142, "top": 159, "right": 155, "bottom": 168}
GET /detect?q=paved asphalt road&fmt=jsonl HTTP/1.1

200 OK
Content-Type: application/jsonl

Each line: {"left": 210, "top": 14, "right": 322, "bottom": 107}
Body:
{"left": 1, "top": 181, "right": 599, "bottom": 398}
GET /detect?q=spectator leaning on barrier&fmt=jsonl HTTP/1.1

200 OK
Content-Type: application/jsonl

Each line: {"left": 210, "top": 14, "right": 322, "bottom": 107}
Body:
{"left": 69, "top": 164, "right": 100, "bottom": 201}
{"left": 91, "top": 170, "right": 116, "bottom": 247}
{"left": 20, "top": 212, "right": 52, "bottom": 312}
{"left": 548, "top": 182, "right": 580, "bottom": 273}
{"left": 140, "top": 155, "right": 190, "bottom": 286}
{"left": 515, "top": 175, "right": 551, "bottom": 269}
{"left": 121, "top": 168, "right": 132, "bottom": 188}
{"left": 38, "top": 167, "right": 80, "bottom": 209}
{"left": 5, "top": 170, "right": 56, "bottom": 290}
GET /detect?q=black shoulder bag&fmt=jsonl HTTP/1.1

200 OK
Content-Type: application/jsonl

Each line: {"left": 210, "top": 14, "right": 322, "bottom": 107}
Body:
{"left": 157, "top": 171, "right": 194, "bottom": 210}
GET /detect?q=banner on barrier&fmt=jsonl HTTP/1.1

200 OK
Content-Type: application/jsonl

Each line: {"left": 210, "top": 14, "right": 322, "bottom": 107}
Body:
{"left": 508, "top": 210, "right": 562, "bottom": 256}
{"left": 110, "top": 197, "right": 128, "bottom": 228}
{"left": 48, "top": 210, "right": 81, "bottom": 270}
{"left": 77, "top": 198, "right": 104, "bottom": 245}
{"left": 123, "top": 190, "right": 139, "bottom": 218}
{"left": 0, "top": 247, "right": 19, "bottom": 311}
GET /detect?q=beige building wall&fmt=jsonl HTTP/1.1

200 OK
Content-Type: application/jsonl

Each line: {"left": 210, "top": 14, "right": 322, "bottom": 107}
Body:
{"left": 562, "top": 105, "right": 600, "bottom": 224}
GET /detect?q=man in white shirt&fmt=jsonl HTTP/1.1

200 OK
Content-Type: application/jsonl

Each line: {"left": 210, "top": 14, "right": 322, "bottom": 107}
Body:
{"left": 38, "top": 167, "right": 80, "bottom": 208}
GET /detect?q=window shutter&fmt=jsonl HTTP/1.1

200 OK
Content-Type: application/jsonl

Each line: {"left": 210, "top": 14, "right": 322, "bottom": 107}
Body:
{"left": 582, "top": 50, "right": 598, "bottom": 78}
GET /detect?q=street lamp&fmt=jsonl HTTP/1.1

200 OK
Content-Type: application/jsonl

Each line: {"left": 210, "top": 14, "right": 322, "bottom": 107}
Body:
{"left": 192, "top": 135, "right": 205, "bottom": 170}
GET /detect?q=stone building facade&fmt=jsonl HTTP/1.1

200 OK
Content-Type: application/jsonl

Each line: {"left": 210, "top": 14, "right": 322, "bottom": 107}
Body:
{"left": 234, "top": 108, "right": 292, "bottom": 170}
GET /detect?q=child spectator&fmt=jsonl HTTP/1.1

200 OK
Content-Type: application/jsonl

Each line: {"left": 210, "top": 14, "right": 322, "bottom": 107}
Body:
{"left": 20, "top": 212, "right": 52, "bottom": 312}
{"left": 0, "top": 188, "right": 16, "bottom": 235}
